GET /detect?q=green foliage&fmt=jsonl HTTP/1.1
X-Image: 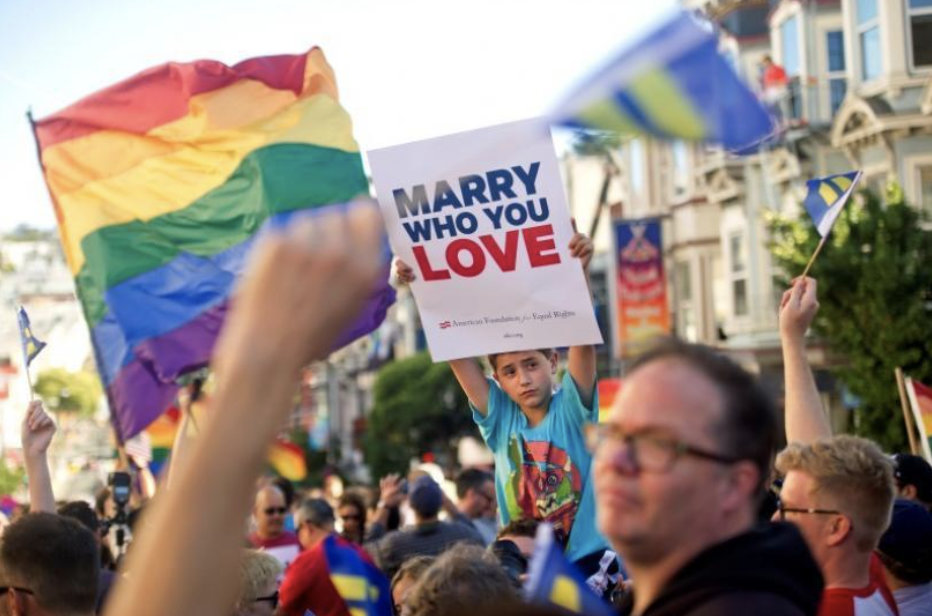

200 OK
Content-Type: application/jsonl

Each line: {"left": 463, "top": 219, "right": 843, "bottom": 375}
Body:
{"left": 34, "top": 368, "right": 103, "bottom": 417}
{"left": 363, "top": 352, "right": 479, "bottom": 479}
{"left": 769, "top": 189, "right": 932, "bottom": 450}
{"left": 0, "top": 463, "right": 24, "bottom": 496}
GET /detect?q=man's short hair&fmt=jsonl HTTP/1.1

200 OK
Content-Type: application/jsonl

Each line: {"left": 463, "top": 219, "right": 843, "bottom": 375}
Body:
{"left": 236, "top": 549, "right": 282, "bottom": 609}
{"left": 338, "top": 490, "right": 368, "bottom": 516}
{"left": 405, "top": 544, "right": 518, "bottom": 616}
{"left": 487, "top": 349, "right": 554, "bottom": 372}
{"left": 295, "top": 498, "right": 335, "bottom": 529}
{"left": 495, "top": 518, "right": 539, "bottom": 541}
{"left": 1, "top": 512, "right": 99, "bottom": 613}
{"left": 628, "top": 338, "right": 778, "bottom": 495}
{"left": 776, "top": 435, "right": 896, "bottom": 552}
{"left": 58, "top": 501, "right": 100, "bottom": 535}
{"left": 455, "top": 468, "right": 492, "bottom": 500}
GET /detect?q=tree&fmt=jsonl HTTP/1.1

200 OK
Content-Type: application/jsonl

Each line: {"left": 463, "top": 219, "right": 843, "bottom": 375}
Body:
{"left": 363, "top": 352, "right": 479, "bottom": 479}
{"left": 0, "top": 463, "right": 24, "bottom": 496}
{"left": 769, "top": 188, "right": 932, "bottom": 450}
{"left": 34, "top": 368, "right": 103, "bottom": 418}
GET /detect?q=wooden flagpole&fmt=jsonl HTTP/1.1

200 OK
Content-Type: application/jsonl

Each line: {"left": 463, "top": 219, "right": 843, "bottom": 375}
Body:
{"left": 895, "top": 367, "right": 920, "bottom": 455}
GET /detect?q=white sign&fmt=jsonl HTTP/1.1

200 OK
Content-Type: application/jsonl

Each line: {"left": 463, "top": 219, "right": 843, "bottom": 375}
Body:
{"left": 368, "top": 118, "right": 603, "bottom": 361}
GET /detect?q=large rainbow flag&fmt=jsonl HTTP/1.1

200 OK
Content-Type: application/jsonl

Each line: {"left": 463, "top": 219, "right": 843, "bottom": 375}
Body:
{"left": 30, "top": 48, "right": 395, "bottom": 440}
{"left": 906, "top": 377, "right": 932, "bottom": 463}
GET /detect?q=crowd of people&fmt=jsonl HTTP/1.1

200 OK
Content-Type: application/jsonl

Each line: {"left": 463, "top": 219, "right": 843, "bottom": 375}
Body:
{"left": 1, "top": 202, "right": 930, "bottom": 615}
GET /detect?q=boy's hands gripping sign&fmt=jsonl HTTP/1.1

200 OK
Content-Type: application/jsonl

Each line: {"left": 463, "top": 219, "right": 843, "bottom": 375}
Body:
{"left": 369, "top": 119, "right": 603, "bottom": 361}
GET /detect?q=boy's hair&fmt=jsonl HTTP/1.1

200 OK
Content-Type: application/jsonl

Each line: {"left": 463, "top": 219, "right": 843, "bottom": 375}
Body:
{"left": 487, "top": 348, "right": 555, "bottom": 372}
{"left": 495, "top": 518, "right": 539, "bottom": 541}
{"left": 1, "top": 512, "right": 99, "bottom": 613}
{"left": 236, "top": 549, "right": 282, "bottom": 608}
{"left": 776, "top": 435, "right": 896, "bottom": 552}
{"left": 454, "top": 468, "right": 492, "bottom": 500}
{"left": 391, "top": 554, "right": 436, "bottom": 593}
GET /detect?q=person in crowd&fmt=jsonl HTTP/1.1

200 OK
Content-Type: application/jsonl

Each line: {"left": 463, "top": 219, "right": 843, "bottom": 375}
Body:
{"left": 248, "top": 484, "right": 302, "bottom": 569}
{"left": 891, "top": 454, "right": 932, "bottom": 511}
{"left": 2, "top": 512, "right": 99, "bottom": 616}
{"left": 371, "top": 475, "right": 483, "bottom": 579}
{"left": 232, "top": 550, "right": 282, "bottom": 616}
{"left": 489, "top": 519, "right": 538, "bottom": 587}
{"left": 279, "top": 497, "right": 388, "bottom": 616}
{"left": 102, "top": 202, "right": 387, "bottom": 616}
{"left": 367, "top": 473, "right": 407, "bottom": 539}
{"left": 875, "top": 499, "right": 932, "bottom": 615}
{"left": 395, "top": 229, "right": 612, "bottom": 579}
{"left": 593, "top": 337, "right": 824, "bottom": 615}
{"left": 445, "top": 468, "right": 497, "bottom": 545}
{"left": 403, "top": 544, "right": 519, "bottom": 616}
{"left": 777, "top": 277, "right": 898, "bottom": 615}
{"left": 390, "top": 555, "right": 435, "bottom": 616}
{"left": 337, "top": 489, "right": 374, "bottom": 545}
{"left": 270, "top": 476, "right": 298, "bottom": 533}
{"left": 58, "top": 501, "right": 116, "bottom": 613}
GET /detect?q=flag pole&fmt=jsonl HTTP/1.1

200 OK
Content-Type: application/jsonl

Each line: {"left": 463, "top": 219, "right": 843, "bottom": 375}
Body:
{"left": 800, "top": 235, "right": 827, "bottom": 280}
{"left": 895, "top": 367, "right": 920, "bottom": 455}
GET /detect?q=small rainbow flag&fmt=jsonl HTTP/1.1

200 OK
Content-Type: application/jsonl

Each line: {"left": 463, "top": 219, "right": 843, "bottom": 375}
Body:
{"left": 31, "top": 48, "right": 396, "bottom": 440}
{"left": 906, "top": 377, "right": 932, "bottom": 463}
{"left": 268, "top": 438, "right": 307, "bottom": 482}
{"left": 597, "top": 378, "right": 621, "bottom": 423}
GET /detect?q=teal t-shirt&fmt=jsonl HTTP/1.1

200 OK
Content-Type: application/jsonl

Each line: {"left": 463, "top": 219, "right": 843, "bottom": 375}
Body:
{"left": 471, "top": 371, "right": 608, "bottom": 563}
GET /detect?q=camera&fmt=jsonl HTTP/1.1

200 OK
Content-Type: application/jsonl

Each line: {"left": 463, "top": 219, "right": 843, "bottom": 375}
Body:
{"left": 109, "top": 471, "right": 131, "bottom": 507}
{"left": 101, "top": 471, "right": 133, "bottom": 559}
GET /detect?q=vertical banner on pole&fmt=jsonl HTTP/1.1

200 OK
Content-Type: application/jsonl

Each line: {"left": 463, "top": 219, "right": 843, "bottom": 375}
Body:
{"left": 613, "top": 218, "right": 670, "bottom": 358}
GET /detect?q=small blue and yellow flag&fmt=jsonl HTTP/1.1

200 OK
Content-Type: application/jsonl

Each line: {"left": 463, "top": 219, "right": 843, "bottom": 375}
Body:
{"left": 323, "top": 534, "right": 392, "bottom": 616}
{"left": 524, "top": 524, "right": 615, "bottom": 616}
{"left": 551, "top": 10, "right": 774, "bottom": 152}
{"left": 17, "top": 307, "right": 46, "bottom": 368}
{"left": 804, "top": 171, "right": 862, "bottom": 237}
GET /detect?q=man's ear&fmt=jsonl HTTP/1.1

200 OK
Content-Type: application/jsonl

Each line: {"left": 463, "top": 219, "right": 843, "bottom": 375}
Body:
{"left": 719, "top": 461, "right": 760, "bottom": 513}
{"left": 900, "top": 484, "right": 918, "bottom": 500}
{"left": 825, "top": 514, "right": 853, "bottom": 547}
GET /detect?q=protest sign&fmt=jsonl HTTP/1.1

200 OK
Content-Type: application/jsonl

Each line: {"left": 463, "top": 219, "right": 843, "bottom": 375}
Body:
{"left": 368, "top": 118, "right": 603, "bottom": 361}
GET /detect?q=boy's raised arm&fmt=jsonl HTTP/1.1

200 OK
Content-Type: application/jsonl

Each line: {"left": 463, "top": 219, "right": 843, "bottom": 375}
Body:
{"left": 567, "top": 229, "right": 597, "bottom": 407}
{"left": 449, "top": 358, "right": 491, "bottom": 416}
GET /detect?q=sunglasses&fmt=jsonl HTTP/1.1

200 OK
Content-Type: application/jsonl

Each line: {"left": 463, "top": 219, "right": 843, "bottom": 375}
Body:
{"left": 263, "top": 507, "right": 287, "bottom": 516}
{"left": 254, "top": 590, "right": 279, "bottom": 609}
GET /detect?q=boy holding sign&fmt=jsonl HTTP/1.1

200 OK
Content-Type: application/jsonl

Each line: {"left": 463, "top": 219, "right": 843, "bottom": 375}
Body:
{"left": 396, "top": 231, "right": 615, "bottom": 586}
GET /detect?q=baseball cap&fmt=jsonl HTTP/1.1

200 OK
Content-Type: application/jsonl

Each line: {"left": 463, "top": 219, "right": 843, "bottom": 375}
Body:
{"left": 892, "top": 454, "right": 932, "bottom": 503}
{"left": 408, "top": 475, "right": 443, "bottom": 518}
{"left": 877, "top": 498, "right": 932, "bottom": 583}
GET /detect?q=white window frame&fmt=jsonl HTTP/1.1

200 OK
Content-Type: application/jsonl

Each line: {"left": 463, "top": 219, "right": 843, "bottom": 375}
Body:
{"left": 825, "top": 29, "right": 847, "bottom": 117}
{"left": 904, "top": 154, "right": 932, "bottom": 225}
{"left": 728, "top": 233, "right": 749, "bottom": 318}
{"left": 856, "top": 0, "right": 882, "bottom": 82}
{"left": 906, "top": 0, "right": 932, "bottom": 73}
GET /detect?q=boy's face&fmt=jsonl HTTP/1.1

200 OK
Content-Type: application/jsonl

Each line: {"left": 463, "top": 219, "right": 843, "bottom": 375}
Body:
{"left": 493, "top": 350, "right": 557, "bottom": 410}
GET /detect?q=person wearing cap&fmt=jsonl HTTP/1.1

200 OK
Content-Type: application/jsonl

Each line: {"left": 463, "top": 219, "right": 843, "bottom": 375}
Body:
{"left": 876, "top": 498, "right": 932, "bottom": 615}
{"left": 892, "top": 454, "right": 932, "bottom": 512}
{"left": 370, "top": 476, "right": 483, "bottom": 579}
{"left": 279, "top": 498, "right": 384, "bottom": 616}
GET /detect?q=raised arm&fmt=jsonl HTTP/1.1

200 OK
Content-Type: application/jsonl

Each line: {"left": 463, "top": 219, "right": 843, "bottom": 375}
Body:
{"left": 567, "top": 228, "right": 596, "bottom": 407}
{"left": 21, "top": 400, "right": 56, "bottom": 513}
{"left": 103, "top": 201, "right": 385, "bottom": 616}
{"left": 780, "top": 277, "right": 832, "bottom": 443}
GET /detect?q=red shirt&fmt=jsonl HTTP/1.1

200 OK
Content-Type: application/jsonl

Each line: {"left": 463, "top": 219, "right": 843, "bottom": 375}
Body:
{"left": 248, "top": 531, "right": 302, "bottom": 570}
{"left": 763, "top": 63, "right": 788, "bottom": 89}
{"left": 818, "top": 555, "right": 898, "bottom": 616}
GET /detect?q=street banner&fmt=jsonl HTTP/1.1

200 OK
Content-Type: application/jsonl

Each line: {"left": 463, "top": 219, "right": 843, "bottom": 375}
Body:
{"left": 597, "top": 378, "right": 621, "bottom": 423}
{"left": 905, "top": 376, "right": 932, "bottom": 463}
{"left": 369, "top": 118, "right": 603, "bottom": 361}
{"left": 613, "top": 218, "right": 670, "bottom": 357}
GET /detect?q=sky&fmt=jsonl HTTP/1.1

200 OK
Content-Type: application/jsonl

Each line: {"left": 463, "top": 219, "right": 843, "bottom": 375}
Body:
{"left": 0, "top": 0, "right": 678, "bottom": 231}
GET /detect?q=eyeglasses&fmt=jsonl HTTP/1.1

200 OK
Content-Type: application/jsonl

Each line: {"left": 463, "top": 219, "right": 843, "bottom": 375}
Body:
{"left": 585, "top": 423, "right": 741, "bottom": 472}
{"left": 263, "top": 507, "right": 287, "bottom": 516}
{"left": 340, "top": 513, "right": 363, "bottom": 521}
{"left": 775, "top": 498, "right": 841, "bottom": 521}
{"left": 254, "top": 590, "right": 279, "bottom": 609}
{"left": 0, "top": 587, "right": 34, "bottom": 596}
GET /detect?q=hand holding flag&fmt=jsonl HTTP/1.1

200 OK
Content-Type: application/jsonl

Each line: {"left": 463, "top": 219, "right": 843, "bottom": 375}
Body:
{"left": 800, "top": 170, "right": 863, "bottom": 277}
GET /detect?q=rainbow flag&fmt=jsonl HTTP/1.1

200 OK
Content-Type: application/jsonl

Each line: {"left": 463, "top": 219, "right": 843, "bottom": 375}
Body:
{"left": 268, "top": 438, "right": 307, "bottom": 481}
{"left": 31, "top": 48, "right": 395, "bottom": 440}
{"left": 597, "top": 378, "right": 621, "bottom": 423}
{"left": 551, "top": 10, "right": 774, "bottom": 151}
{"left": 906, "top": 377, "right": 932, "bottom": 463}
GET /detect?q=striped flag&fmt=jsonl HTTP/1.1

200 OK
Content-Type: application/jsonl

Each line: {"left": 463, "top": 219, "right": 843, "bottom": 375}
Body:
{"left": 525, "top": 524, "right": 615, "bottom": 616}
{"left": 31, "top": 48, "right": 396, "bottom": 440}
{"left": 551, "top": 10, "right": 774, "bottom": 151}
{"left": 268, "top": 438, "right": 307, "bottom": 482}
{"left": 322, "top": 534, "right": 392, "bottom": 616}
{"left": 17, "top": 307, "right": 46, "bottom": 368}
{"left": 803, "top": 171, "right": 862, "bottom": 237}
{"left": 905, "top": 377, "right": 932, "bottom": 463}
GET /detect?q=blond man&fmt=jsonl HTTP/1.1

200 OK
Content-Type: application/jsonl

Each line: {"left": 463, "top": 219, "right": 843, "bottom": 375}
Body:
{"left": 776, "top": 436, "right": 897, "bottom": 616}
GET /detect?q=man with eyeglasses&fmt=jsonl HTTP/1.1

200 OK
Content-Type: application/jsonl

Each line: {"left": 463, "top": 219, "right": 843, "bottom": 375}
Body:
{"left": 445, "top": 468, "right": 498, "bottom": 545}
{"left": 591, "top": 338, "right": 824, "bottom": 615}
{"left": 1, "top": 512, "right": 99, "bottom": 616}
{"left": 248, "top": 484, "right": 302, "bottom": 569}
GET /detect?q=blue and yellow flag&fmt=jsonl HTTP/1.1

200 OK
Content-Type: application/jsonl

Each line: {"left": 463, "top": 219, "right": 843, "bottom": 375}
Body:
{"left": 551, "top": 10, "right": 774, "bottom": 152}
{"left": 804, "top": 171, "right": 862, "bottom": 237}
{"left": 17, "top": 307, "right": 46, "bottom": 368}
{"left": 323, "top": 534, "right": 392, "bottom": 616}
{"left": 524, "top": 525, "right": 615, "bottom": 616}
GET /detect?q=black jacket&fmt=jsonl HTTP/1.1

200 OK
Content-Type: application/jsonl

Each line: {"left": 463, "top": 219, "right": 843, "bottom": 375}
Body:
{"left": 619, "top": 522, "right": 824, "bottom": 616}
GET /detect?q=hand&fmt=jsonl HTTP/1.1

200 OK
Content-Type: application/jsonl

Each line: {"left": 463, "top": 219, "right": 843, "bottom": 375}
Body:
{"left": 22, "top": 400, "right": 56, "bottom": 459}
{"left": 568, "top": 220, "right": 593, "bottom": 275}
{"left": 394, "top": 258, "right": 416, "bottom": 284}
{"left": 378, "top": 473, "right": 406, "bottom": 508}
{"left": 213, "top": 199, "right": 385, "bottom": 373}
{"left": 779, "top": 277, "right": 819, "bottom": 342}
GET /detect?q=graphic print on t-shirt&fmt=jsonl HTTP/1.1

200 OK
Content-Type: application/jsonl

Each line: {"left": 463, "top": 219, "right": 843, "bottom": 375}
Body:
{"left": 505, "top": 434, "right": 582, "bottom": 544}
